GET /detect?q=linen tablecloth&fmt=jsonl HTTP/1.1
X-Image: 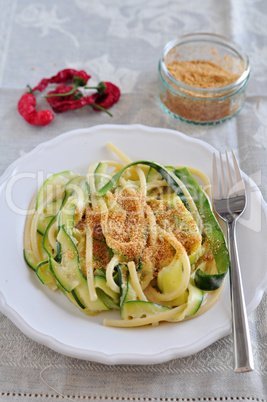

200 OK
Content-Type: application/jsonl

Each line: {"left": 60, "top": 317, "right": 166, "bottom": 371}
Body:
{"left": 0, "top": 1, "right": 266, "bottom": 401}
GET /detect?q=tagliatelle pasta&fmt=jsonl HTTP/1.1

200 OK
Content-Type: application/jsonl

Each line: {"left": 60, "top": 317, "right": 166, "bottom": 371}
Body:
{"left": 23, "top": 143, "right": 229, "bottom": 328}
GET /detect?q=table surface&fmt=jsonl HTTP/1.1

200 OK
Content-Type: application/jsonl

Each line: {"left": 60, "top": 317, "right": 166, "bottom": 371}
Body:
{"left": 0, "top": 1, "right": 266, "bottom": 401}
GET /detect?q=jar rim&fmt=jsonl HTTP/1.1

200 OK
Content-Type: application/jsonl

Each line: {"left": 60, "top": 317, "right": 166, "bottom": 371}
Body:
{"left": 160, "top": 33, "right": 250, "bottom": 95}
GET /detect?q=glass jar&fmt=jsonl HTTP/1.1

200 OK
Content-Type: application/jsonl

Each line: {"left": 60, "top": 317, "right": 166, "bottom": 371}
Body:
{"left": 158, "top": 33, "right": 250, "bottom": 125}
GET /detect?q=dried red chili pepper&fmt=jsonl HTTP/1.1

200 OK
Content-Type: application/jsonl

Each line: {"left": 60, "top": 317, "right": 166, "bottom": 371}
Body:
{"left": 18, "top": 93, "right": 54, "bottom": 126}
{"left": 90, "top": 82, "right": 120, "bottom": 111}
{"left": 45, "top": 85, "right": 92, "bottom": 113}
{"left": 32, "top": 69, "right": 91, "bottom": 92}
{"left": 45, "top": 84, "right": 116, "bottom": 116}
{"left": 18, "top": 70, "right": 120, "bottom": 126}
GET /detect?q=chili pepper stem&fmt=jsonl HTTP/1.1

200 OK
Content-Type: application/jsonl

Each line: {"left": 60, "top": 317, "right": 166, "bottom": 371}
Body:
{"left": 91, "top": 103, "right": 113, "bottom": 117}
{"left": 26, "top": 85, "right": 33, "bottom": 93}
{"left": 85, "top": 81, "right": 107, "bottom": 95}
{"left": 43, "top": 83, "right": 79, "bottom": 98}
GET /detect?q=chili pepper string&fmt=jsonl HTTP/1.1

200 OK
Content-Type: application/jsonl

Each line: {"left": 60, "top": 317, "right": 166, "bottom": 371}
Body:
{"left": 18, "top": 69, "right": 121, "bottom": 125}
{"left": 18, "top": 93, "right": 54, "bottom": 126}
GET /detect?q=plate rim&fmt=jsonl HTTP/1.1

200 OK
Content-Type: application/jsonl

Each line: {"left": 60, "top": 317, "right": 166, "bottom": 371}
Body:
{"left": 1, "top": 123, "right": 267, "bottom": 365}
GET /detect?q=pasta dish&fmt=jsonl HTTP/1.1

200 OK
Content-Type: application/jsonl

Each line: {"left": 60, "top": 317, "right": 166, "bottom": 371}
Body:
{"left": 24, "top": 143, "right": 229, "bottom": 327}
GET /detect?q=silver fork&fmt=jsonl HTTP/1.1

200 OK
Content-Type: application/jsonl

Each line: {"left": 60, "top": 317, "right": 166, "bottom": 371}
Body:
{"left": 212, "top": 150, "right": 254, "bottom": 372}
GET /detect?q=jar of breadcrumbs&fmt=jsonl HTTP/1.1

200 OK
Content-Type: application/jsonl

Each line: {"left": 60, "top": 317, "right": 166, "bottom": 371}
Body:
{"left": 158, "top": 33, "right": 250, "bottom": 125}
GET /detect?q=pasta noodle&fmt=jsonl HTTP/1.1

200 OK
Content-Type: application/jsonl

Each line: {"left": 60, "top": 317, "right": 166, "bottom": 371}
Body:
{"left": 23, "top": 143, "right": 229, "bottom": 328}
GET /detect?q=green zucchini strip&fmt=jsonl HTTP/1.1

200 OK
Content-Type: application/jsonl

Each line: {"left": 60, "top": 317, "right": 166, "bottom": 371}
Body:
{"left": 98, "top": 160, "right": 183, "bottom": 196}
{"left": 174, "top": 167, "right": 230, "bottom": 290}
{"left": 97, "top": 160, "right": 201, "bottom": 229}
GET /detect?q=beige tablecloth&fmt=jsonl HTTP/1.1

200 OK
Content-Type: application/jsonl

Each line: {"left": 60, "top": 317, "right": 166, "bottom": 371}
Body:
{"left": 0, "top": 1, "right": 266, "bottom": 401}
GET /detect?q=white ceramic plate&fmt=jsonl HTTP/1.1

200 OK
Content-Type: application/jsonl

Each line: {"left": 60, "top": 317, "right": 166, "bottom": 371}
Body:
{"left": 0, "top": 124, "right": 267, "bottom": 365}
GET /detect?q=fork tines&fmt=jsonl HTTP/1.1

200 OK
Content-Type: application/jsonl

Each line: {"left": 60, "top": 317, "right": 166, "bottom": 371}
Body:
{"left": 212, "top": 150, "right": 246, "bottom": 200}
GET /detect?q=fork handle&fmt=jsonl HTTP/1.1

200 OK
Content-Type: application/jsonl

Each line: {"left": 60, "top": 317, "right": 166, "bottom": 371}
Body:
{"left": 228, "top": 221, "right": 254, "bottom": 372}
